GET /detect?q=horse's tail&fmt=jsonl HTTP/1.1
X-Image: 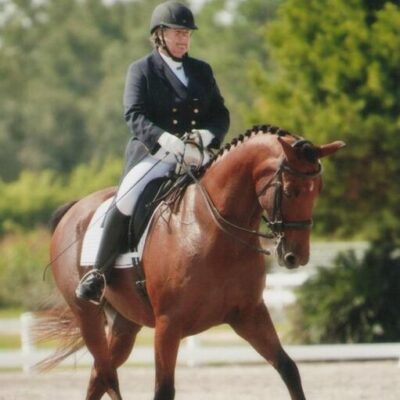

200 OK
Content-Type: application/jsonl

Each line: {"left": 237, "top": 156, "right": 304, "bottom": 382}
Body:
{"left": 32, "top": 307, "right": 84, "bottom": 371}
{"left": 50, "top": 200, "right": 78, "bottom": 233}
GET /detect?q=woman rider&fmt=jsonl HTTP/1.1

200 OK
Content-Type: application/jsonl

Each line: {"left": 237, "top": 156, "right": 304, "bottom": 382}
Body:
{"left": 76, "top": 1, "right": 230, "bottom": 304}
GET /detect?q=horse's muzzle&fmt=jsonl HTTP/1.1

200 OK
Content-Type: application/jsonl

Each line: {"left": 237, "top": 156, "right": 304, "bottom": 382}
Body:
{"left": 276, "top": 241, "right": 309, "bottom": 269}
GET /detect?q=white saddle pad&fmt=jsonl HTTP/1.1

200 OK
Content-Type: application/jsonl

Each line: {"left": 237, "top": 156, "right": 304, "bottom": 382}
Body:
{"left": 80, "top": 197, "right": 155, "bottom": 269}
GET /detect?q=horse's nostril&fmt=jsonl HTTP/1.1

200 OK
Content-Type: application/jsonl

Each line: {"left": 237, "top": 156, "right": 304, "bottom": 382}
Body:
{"left": 284, "top": 252, "right": 298, "bottom": 268}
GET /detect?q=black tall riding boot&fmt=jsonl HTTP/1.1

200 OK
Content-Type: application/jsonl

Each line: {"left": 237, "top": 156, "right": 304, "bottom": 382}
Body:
{"left": 75, "top": 205, "right": 129, "bottom": 305}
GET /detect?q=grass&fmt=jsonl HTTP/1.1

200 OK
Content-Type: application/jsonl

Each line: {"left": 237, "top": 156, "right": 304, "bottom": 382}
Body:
{"left": 135, "top": 327, "right": 153, "bottom": 346}
{"left": 0, "top": 307, "right": 22, "bottom": 318}
{"left": 0, "top": 334, "right": 20, "bottom": 349}
{"left": 0, "top": 308, "right": 294, "bottom": 351}
{"left": 0, "top": 308, "right": 21, "bottom": 349}
{"left": 134, "top": 326, "right": 247, "bottom": 347}
{"left": 0, "top": 325, "right": 247, "bottom": 350}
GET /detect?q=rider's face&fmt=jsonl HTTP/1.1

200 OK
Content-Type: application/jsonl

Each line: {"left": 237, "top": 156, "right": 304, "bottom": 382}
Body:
{"left": 162, "top": 28, "right": 192, "bottom": 58}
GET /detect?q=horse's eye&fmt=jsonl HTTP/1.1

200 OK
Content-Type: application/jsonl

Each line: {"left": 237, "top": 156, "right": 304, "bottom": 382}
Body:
{"left": 284, "top": 187, "right": 300, "bottom": 198}
{"left": 283, "top": 188, "right": 293, "bottom": 198}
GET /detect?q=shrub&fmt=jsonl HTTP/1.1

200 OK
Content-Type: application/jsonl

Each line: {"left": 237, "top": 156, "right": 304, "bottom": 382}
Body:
{"left": 0, "top": 157, "right": 121, "bottom": 235}
{"left": 0, "top": 229, "right": 54, "bottom": 310}
{"left": 287, "top": 229, "right": 400, "bottom": 343}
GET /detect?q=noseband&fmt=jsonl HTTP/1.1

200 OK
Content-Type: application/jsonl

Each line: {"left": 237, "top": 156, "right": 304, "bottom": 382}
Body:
{"left": 257, "top": 159, "right": 322, "bottom": 238}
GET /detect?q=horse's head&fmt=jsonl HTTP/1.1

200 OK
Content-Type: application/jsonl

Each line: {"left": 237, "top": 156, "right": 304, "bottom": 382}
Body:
{"left": 256, "top": 135, "right": 345, "bottom": 269}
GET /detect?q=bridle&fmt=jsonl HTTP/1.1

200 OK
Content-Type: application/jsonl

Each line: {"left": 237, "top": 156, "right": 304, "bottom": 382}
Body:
{"left": 187, "top": 150, "right": 322, "bottom": 255}
{"left": 257, "top": 158, "right": 322, "bottom": 238}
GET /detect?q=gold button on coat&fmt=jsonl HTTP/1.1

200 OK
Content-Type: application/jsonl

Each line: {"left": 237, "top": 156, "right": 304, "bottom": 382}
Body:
{"left": 173, "top": 119, "right": 178, "bottom": 125}
{"left": 191, "top": 120, "right": 196, "bottom": 125}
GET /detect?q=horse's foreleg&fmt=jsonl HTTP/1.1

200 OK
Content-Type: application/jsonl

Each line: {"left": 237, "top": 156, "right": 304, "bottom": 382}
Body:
{"left": 153, "top": 316, "right": 181, "bottom": 400}
{"left": 229, "top": 302, "right": 306, "bottom": 400}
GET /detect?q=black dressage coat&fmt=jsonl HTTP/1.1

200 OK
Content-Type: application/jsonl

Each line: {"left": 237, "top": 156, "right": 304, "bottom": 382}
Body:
{"left": 122, "top": 50, "right": 230, "bottom": 173}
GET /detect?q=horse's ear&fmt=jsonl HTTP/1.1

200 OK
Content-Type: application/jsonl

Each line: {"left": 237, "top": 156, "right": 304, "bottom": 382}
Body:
{"left": 317, "top": 141, "right": 346, "bottom": 158}
{"left": 277, "top": 136, "right": 297, "bottom": 163}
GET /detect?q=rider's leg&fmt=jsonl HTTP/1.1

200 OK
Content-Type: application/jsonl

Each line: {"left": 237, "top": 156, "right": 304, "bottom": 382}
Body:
{"left": 75, "top": 204, "right": 130, "bottom": 304}
{"left": 75, "top": 156, "right": 174, "bottom": 304}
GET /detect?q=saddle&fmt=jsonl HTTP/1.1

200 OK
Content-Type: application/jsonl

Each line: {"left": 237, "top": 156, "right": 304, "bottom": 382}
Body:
{"left": 80, "top": 170, "right": 198, "bottom": 295}
{"left": 125, "top": 172, "right": 194, "bottom": 295}
{"left": 129, "top": 173, "right": 193, "bottom": 250}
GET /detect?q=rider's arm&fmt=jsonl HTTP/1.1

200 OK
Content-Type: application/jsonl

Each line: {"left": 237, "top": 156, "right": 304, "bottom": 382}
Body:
{"left": 196, "top": 62, "right": 230, "bottom": 149}
{"left": 123, "top": 61, "right": 165, "bottom": 152}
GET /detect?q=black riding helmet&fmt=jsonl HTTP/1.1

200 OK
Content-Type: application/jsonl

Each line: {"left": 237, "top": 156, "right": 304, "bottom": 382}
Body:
{"left": 150, "top": 1, "right": 198, "bottom": 34}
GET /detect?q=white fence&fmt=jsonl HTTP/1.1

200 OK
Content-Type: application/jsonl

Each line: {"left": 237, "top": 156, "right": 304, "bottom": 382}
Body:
{"left": 3, "top": 311, "right": 400, "bottom": 372}
{"left": 1, "top": 241, "right": 399, "bottom": 371}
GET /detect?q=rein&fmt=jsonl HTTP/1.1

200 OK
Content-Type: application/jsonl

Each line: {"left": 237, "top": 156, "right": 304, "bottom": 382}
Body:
{"left": 187, "top": 168, "right": 273, "bottom": 255}
{"left": 186, "top": 157, "right": 322, "bottom": 255}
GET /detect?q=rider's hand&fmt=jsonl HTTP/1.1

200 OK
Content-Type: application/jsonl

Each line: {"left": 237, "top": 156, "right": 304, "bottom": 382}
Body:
{"left": 191, "top": 129, "right": 215, "bottom": 147}
{"left": 182, "top": 142, "right": 202, "bottom": 168}
{"left": 159, "top": 132, "right": 206, "bottom": 172}
{"left": 158, "top": 132, "right": 185, "bottom": 156}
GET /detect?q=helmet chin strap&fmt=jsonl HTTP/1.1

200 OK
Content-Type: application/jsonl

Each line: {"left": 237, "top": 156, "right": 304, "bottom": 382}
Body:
{"left": 160, "top": 28, "right": 187, "bottom": 62}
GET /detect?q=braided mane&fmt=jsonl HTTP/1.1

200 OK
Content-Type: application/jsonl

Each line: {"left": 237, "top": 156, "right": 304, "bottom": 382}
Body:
{"left": 203, "top": 124, "right": 300, "bottom": 172}
{"left": 216, "top": 124, "right": 295, "bottom": 157}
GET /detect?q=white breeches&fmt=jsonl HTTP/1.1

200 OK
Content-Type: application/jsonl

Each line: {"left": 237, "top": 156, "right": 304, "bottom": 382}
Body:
{"left": 115, "top": 155, "right": 175, "bottom": 216}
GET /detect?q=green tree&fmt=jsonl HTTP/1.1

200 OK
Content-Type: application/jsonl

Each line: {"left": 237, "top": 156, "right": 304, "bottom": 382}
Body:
{"left": 0, "top": 0, "right": 43, "bottom": 180}
{"left": 0, "top": 0, "right": 281, "bottom": 180}
{"left": 248, "top": 0, "right": 400, "bottom": 237}
{"left": 21, "top": 0, "right": 130, "bottom": 173}
{"left": 0, "top": 0, "right": 162, "bottom": 180}
{"left": 193, "top": 0, "right": 281, "bottom": 136}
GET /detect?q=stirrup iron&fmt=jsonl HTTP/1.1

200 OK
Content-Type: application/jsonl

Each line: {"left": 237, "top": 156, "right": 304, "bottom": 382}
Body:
{"left": 76, "top": 269, "right": 107, "bottom": 305}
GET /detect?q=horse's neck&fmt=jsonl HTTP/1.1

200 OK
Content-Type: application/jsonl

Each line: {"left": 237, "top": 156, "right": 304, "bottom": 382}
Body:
{"left": 202, "top": 138, "right": 266, "bottom": 227}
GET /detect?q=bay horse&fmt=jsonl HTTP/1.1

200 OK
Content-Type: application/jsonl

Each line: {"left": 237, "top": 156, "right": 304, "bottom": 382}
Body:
{"left": 40, "top": 126, "right": 344, "bottom": 400}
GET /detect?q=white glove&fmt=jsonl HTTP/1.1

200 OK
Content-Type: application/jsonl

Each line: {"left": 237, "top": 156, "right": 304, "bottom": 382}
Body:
{"left": 182, "top": 142, "right": 202, "bottom": 167}
{"left": 191, "top": 129, "right": 215, "bottom": 147}
{"left": 174, "top": 142, "right": 203, "bottom": 175}
{"left": 158, "top": 132, "right": 185, "bottom": 156}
